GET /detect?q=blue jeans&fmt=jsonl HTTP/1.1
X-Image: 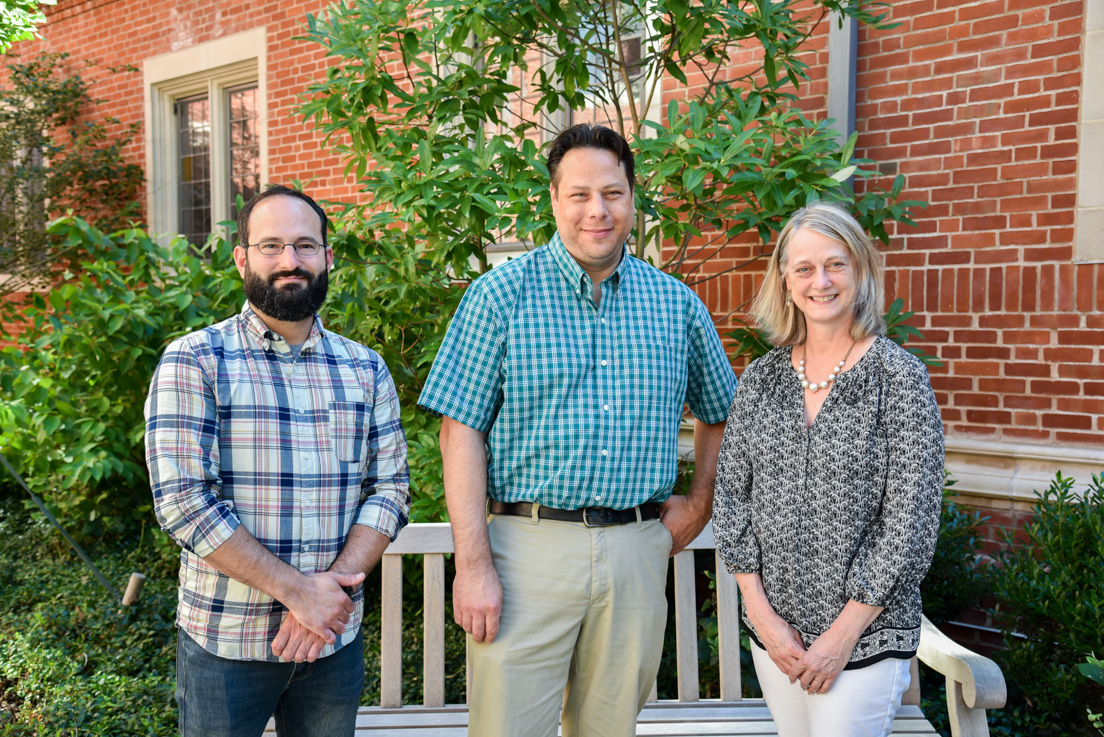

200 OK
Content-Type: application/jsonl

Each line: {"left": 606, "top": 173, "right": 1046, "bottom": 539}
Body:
{"left": 176, "top": 629, "right": 364, "bottom": 737}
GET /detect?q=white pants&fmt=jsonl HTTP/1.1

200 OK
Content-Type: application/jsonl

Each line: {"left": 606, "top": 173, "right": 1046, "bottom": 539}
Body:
{"left": 751, "top": 641, "right": 910, "bottom": 737}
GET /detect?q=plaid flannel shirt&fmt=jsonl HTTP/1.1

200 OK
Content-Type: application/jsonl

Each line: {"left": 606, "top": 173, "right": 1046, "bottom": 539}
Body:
{"left": 145, "top": 303, "right": 409, "bottom": 661}
{"left": 419, "top": 233, "right": 736, "bottom": 510}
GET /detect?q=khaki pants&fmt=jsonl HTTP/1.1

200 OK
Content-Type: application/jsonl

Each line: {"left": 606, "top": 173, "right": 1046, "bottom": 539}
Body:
{"left": 467, "top": 513, "right": 673, "bottom": 737}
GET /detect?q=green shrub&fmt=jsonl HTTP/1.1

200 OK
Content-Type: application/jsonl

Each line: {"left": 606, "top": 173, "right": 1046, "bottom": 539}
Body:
{"left": 988, "top": 472, "right": 1104, "bottom": 736}
{"left": 0, "top": 499, "right": 179, "bottom": 735}
{"left": 0, "top": 218, "right": 240, "bottom": 535}
{"left": 0, "top": 495, "right": 470, "bottom": 734}
{"left": 921, "top": 473, "right": 990, "bottom": 626}
{"left": 312, "top": 227, "right": 455, "bottom": 522}
{"left": 1081, "top": 654, "right": 1104, "bottom": 735}
{"left": 0, "top": 215, "right": 455, "bottom": 532}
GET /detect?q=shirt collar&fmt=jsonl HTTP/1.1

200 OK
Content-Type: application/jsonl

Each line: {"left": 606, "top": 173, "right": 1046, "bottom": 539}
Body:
{"left": 239, "top": 301, "right": 325, "bottom": 351}
{"left": 547, "top": 231, "right": 631, "bottom": 298}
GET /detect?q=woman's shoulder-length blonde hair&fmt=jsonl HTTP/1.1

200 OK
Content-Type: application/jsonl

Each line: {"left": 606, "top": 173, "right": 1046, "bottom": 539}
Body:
{"left": 752, "top": 201, "right": 886, "bottom": 346}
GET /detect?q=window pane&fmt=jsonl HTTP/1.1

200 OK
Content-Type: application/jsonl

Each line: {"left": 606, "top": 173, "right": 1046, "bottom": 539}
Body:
{"left": 227, "top": 85, "right": 260, "bottom": 230}
{"left": 574, "top": 2, "right": 645, "bottom": 128}
{"left": 176, "top": 95, "right": 211, "bottom": 248}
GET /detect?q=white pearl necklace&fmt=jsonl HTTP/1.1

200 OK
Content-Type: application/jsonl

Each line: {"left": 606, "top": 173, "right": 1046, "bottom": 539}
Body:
{"left": 797, "top": 341, "right": 856, "bottom": 393}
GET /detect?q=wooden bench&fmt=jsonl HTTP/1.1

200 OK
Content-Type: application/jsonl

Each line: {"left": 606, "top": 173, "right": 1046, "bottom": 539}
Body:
{"left": 269, "top": 521, "right": 1007, "bottom": 736}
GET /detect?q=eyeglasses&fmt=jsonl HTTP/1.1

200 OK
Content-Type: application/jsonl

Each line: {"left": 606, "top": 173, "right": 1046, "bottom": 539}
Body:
{"left": 244, "top": 240, "right": 326, "bottom": 256}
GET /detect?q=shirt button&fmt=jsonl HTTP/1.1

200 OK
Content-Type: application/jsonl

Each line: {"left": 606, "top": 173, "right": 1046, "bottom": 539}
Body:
{"left": 601, "top": 449, "right": 608, "bottom": 456}
{"left": 298, "top": 409, "right": 305, "bottom": 414}
{"left": 603, "top": 404, "right": 609, "bottom": 411}
{"left": 601, "top": 360, "right": 607, "bottom": 367}
{"left": 600, "top": 318, "right": 606, "bottom": 324}
{"left": 595, "top": 495, "right": 602, "bottom": 501}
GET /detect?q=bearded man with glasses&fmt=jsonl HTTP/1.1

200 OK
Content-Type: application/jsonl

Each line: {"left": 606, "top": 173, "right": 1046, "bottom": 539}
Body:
{"left": 144, "top": 184, "right": 410, "bottom": 737}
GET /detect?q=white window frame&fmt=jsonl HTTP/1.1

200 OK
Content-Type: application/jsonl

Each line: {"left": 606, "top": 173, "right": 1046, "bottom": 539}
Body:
{"left": 143, "top": 27, "right": 268, "bottom": 245}
{"left": 1077, "top": 0, "right": 1104, "bottom": 262}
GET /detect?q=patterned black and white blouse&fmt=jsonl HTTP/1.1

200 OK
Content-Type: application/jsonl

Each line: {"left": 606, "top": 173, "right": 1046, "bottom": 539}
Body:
{"left": 713, "top": 336, "right": 944, "bottom": 668}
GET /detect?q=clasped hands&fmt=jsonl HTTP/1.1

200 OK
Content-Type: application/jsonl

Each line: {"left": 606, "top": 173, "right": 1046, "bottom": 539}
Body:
{"left": 754, "top": 611, "right": 857, "bottom": 696}
{"left": 270, "top": 570, "right": 365, "bottom": 663}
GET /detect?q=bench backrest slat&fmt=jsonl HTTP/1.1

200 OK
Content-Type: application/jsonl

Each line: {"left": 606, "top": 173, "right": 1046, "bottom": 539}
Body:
{"left": 716, "top": 550, "right": 742, "bottom": 700}
{"left": 424, "top": 553, "right": 447, "bottom": 707}
{"left": 673, "top": 550, "right": 700, "bottom": 702}
{"left": 380, "top": 554, "right": 405, "bottom": 709}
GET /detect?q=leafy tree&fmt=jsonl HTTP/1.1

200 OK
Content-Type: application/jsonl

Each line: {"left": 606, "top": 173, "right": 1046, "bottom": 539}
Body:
{"left": 0, "top": 51, "right": 143, "bottom": 296}
{"left": 298, "top": 0, "right": 924, "bottom": 520}
{"left": 0, "top": 1, "right": 53, "bottom": 52}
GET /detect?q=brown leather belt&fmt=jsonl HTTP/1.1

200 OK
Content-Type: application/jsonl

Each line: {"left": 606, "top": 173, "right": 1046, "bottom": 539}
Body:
{"left": 488, "top": 500, "right": 661, "bottom": 527}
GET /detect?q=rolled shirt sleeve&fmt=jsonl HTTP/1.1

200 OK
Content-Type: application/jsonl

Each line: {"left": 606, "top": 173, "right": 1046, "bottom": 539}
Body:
{"left": 355, "top": 358, "right": 411, "bottom": 540}
{"left": 144, "top": 336, "right": 241, "bottom": 558}
{"left": 845, "top": 360, "right": 944, "bottom": 607}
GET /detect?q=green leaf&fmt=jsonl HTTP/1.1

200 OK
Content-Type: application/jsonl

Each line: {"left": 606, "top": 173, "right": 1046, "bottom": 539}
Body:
{"left": 683, "top": 168, "right": 706, "bottom": 194}
{"left": 106, "top": 313, "right": 124, "bottom": 334}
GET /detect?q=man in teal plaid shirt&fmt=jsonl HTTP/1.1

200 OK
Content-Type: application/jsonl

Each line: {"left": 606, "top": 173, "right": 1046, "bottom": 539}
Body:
{"left": 419, "top": 124, "right": 736, "bottom": 737}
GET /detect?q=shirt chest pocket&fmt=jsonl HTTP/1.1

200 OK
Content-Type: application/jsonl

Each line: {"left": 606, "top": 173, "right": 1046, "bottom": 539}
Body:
{"left": 328, "top": 400, "right": 370, "bottom": 464}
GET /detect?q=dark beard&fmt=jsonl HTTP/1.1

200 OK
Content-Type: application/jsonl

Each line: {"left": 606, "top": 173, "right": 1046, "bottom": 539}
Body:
{"left": 242, "top": 261, "right": 329, "bottom": 323}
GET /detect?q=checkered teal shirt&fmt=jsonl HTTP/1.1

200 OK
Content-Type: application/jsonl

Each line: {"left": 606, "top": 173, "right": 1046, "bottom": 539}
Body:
{"left": 419, "top": 233, "right": 736, "bottom": 510}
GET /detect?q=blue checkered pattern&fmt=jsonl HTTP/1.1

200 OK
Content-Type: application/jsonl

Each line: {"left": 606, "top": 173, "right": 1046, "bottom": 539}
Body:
{"left": 145, "top": 303, "right": 409, "bottom": 661}
{"left": 419, "top": 233, "right": 736, "bottom": 510}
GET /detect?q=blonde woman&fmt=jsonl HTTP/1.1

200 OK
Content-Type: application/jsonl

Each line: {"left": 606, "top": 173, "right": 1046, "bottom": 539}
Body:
{"left": 712, "top": 202, "right": 944, "bottom": 737}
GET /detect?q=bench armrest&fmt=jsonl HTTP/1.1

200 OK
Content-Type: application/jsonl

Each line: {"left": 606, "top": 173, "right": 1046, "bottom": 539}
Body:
{"left": 917, "top": 615, "right": 1006, "bottom": 709}
{"left": 917, "top": 615, "right": 1006, "bottom": 737}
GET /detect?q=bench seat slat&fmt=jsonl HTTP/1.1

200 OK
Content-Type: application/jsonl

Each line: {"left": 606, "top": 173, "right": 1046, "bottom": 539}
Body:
{"left": 294, "top": 702, "right": 937, "bottom": 735}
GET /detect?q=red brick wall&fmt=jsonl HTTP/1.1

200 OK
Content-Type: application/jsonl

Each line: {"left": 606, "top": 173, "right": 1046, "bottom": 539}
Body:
{"left": 857, "top": 0, "right": 1102, "bottom": 449}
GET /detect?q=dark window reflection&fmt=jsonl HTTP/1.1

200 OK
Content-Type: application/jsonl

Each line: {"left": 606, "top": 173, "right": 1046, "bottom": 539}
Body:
{"left": 176, "top": 95, "right": 211, "bottom": 249}
{"left": 227, "top": 85, "right": 259, "bottom": 235}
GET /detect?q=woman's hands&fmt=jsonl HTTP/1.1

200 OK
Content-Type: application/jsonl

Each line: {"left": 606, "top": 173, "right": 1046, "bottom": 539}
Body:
{"left": 789, "top": 627, "right": 856, "bottom": 694}
{"left": 792, "top": 599, "right": 884, "bottom": 694}
{"left": 754, "top": 609, "right": 808, "bottom": 675}
{"left": 734, "top": 573, "right": 885, "bottom": 695}
{"left": 734, "top": 573, "right": 807, "bottom": 675}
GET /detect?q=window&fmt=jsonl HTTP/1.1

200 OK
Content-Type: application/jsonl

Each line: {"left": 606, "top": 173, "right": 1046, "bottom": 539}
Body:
{"left": 175, "top": 94, "right": 211, "bottom": 246}
{"left": 481, "top": 3, "right": 659, "bottom": 266}
{"left": 573, "top": 1, "right": 651, "bottom": 128}
{"left": 1077, "top": 0, "right": 1104, "bottom": 262}
{"left": 0, "top": 146, "right": 46, "bottom": 284}
{"left": 144, "top": 27, "right": 267, "bottom": 248}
